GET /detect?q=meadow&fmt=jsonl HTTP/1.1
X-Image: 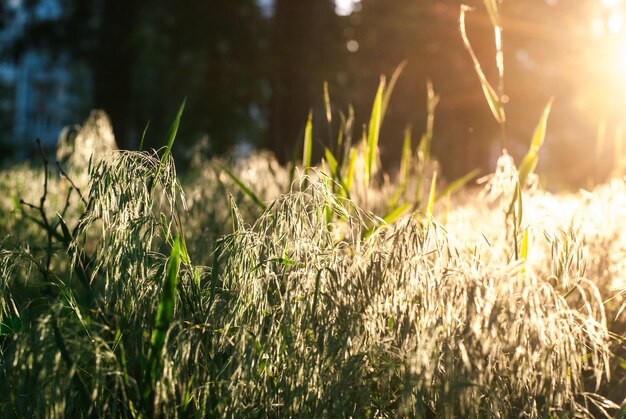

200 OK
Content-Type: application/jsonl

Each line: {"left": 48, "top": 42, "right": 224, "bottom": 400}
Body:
{"left": 1, "top": 3, "right": 626, "bottom": 416}
{"left": 0, "top": 79, "right": 625, "bottom": 417}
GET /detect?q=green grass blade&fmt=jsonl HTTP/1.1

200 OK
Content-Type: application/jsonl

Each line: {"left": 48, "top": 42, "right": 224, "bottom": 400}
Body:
{"left": 418, "top": 81, "right": 439, "bottom": 163}
{"left": 144, "top": 235, "right": 182, "bottom": 403}
{"left": 303, "top": 110, "right": 313, "bottom": 170}
{"left": 222, "top": 166, "right": 266, "bottom": 211}
{"left": 520, "top": 228, "right": 529, "bottom": 260}
{"left": 344, "top": 147, "right": 357, "bottom": 192}
{"left": 161, "top": 98, "right": 186, "bottom": 166}
{"left": 530, "top": 98, "right": 554, "bottom": 151}
{"left": 390, "top": 126, "right": 413, "bottom": 208}
{"left": 150, "top": 99, "right": 186, "bottom": 195}
{"left": 323, "top": 81, "right": 332, "bottom": 125}
{"left": 518, "top": 99, "right": 553, "bottom": 186}
{"left": 399, "top": 125, "right": 413, "bottom": 189}
{"left": 381, "top": 61, "right": 407, "bottom": 120}
{"left": 324, "top": 147, "right": 338, "bottom": 178}
{"left": 427, "top": 170, "right": 438, "bottom": 217}
{"left": 383, "top": 202, "right": 411, "bottom": 225}
{"left": 366, "top": 77, "right": 386, "bottom": 186}
{"left": 56, "top": 212, "right": 73, "bottom": 246}
{"left": 363, "top": 203, "right": 411, "bottom": 239}
{"left": 515, "top": 181, "right": 523, "bottom": 231}
{"left": 436, "top": 168, "right": 480, "bottom": 201}
{"left": 139, "top": 121, "right": 150, "bottom": 152}
{"left": 517, "top": 154, "right": 537, "bottom": 191}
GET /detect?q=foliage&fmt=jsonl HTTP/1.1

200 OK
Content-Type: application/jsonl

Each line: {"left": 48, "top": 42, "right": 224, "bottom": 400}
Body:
{"left": 0, "top": 113, "right": 624, "bottom": 418}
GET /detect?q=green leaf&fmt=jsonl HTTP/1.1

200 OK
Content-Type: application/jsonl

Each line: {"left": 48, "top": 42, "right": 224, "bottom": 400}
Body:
{"left": 518, "top": 99, "right": 554, "bottom": 186}
{"left": 418, "top": 80, "right": 440, "bottom": 163}
{"left": 151, "top": 99, "right": 186, "bottom": 195}
{"left": 161, "top": 98, "right": 186, "bottom": 166}
{"left": 324, "top": 147, "right": 338, "bottom": 178}
{"left": 56, "top": 212, "right": 73, "bottom": 247}
{"left": 344, "top": 148, "right": 357, "bottom": 192}
{"left": 390, "top": 126, "right": 413, "bottom": 208}
{"left": 363, "top": 203, "right": 411, "bottom": 239}
{"left": 180, "top": 236, "right": 190, "bottom": 265}
{"left": 222, "top": 166, "right": 266, "bottom": 211}
{"left": 436, "top": 168, "right": 480, "bottom": 201}
{"left": 145, "top": 235, "right": 182, "bottom": 401}
{"left": 384, "top": 203, "right": 411, "bottom": 225}
{"left": 399, "top": 125, "right": 413, "bottom": 188}
{"left": 427, "top": 170, "right": 438, "bottom": 217}
{"left": 323, "top": 81, "right": 332, "bottom": 125}
{"left": 520, "top": 228, "right": 529, "bottom": 260}
{"left": 530, "top": 98, "right": 554, "bottom": 151}
{"left": 303, "top": 110, "right": 313, "bottom": 170}
{"left": 252, "top": 257, "right": 299, "bottom": 272}
{"left": 381, "top": 61, "right": 407, "bottom": 121}
{"left": 366, "top": 77, "right": 386, "bottom": 186}
{"left": 515, "top": 181, "right": 523, "bottom": 231}
{"left": 139, "top": 121, "right": 150, "bottom": 152}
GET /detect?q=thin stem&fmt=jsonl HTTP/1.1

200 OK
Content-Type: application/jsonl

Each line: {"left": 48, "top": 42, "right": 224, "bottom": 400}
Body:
{"left": 56, "top": 160, "right": 88, "bottom": 206}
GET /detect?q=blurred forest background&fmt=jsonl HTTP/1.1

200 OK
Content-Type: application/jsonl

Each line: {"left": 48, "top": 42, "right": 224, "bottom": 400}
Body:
{"left": 1, "top": 0, "right": 625, "bottom": 187}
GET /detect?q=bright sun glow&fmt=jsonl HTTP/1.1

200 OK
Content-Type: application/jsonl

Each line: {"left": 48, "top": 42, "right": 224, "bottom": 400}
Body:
{"left": 581, "top": 1, "right": 626, "bottom": 118}
{"left": 334, "top": 0, "right": 361, "bottom": 16}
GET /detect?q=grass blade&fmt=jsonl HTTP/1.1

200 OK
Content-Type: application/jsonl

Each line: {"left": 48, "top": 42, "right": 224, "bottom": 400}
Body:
{"left": 460, "top": 6, "right": 505, "bottom": 124}
{"left": 436, "top": 168, "right": 480, "bottom": 201}
{"left": 139, "top": 121, "right": 150, "bottom": 152}
{"left": 222, "top": 166, "right": 266, "bottom": 211}
{"left": 161, "top": 98, "right": 186, "bottom": 166}
{"left": 399, "top": 125, "right": 413, "bottom": 190}
{"left": 381, "top": 61, "right": 407, "bottom": 120}
{"left": 144, "top": 235, "right": 182, "bottom": 404}
{"left": 418, "top": 81, "right": 439, "bottom": 163}
{"left": 303, "top": 110, "right": 313, "bottom": 170}
{"left": 518, "top": 98, "right": 553, "bottom": 186}
{"left": 56, "top": 212, "right": 73, "bottom": 246}
{"left": 521, "top": 228, "right": 529, "bottom": 260}
{"left": 363, "top": 203, "right": 411, "bottom": 239}
{"left": 390, "top": 125, "right": 412, "bottom": 208}
{"left": 344, "top": 148, "right": 357, "bottom": 192}
{"left": 427, "top": 170, "right": 438, "bottom": 217}
{"left": 323, "top": 82, "right": 332, "bottom": 125}
{"left": 384, "top": 202, "right": 411, "bottom": 225}
{"left": 324, "top": 147, "right": 338, "bottom": 179}
{"left": 366, "top": 77, "right": 386, "bottom": 186}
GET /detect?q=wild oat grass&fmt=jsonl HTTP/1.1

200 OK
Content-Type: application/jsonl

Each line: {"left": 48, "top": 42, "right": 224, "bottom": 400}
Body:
{"left": 0, "top": 22, "right": 624, "bottom": 411}
{"left": 0, "top": 142, "right": 623, "bottom": 417}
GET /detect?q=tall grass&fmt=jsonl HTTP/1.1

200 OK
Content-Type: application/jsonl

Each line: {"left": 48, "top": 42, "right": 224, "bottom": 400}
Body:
{"left": 0, "top": 5, "right": 625, "bottom": 414}
{"left": 0, "top": 133, "right": 623, "bottom": 416}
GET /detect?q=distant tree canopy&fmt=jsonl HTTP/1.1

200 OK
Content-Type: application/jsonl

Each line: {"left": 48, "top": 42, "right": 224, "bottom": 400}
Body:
{"left": 1, "top": 0, "right": 616, "bottom": 182}
{"left": 5, "top": 0, "right": 270, "bottom": 152}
